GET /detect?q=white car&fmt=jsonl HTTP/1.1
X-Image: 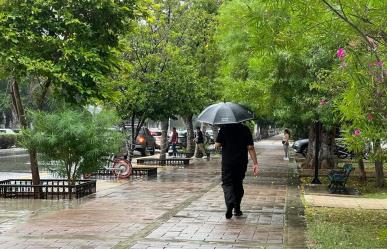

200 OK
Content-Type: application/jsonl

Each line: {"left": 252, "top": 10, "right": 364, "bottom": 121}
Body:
{"left": 149, "top": 128, "right": 162, "bottom": 149}
{"left": 0, "top": 128, "right": 16, "bottom": 134}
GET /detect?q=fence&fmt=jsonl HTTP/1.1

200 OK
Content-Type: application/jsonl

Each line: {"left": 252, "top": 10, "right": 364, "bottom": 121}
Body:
{"left": 0, "top": 179, "right": 96, "bottom": 199}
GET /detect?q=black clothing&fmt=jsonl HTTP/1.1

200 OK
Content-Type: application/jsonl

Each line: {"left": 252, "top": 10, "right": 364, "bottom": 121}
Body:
{"left": 216, "top": 123, "right": 254, "bottom": 212}
{"left": 216, "top": 124, "right": 254, "bottom": 165}
{"left": 195, "top": 130, "right": 204, "bottom": 144}
{"left": 222, "top": 162, "right": 246, "bottom": 210}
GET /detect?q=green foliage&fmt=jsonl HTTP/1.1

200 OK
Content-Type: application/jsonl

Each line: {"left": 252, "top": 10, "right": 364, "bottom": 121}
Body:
{"left": 0, "top": 0, "right": 136, "bottom": 104}
{"left": 217, "top": 0, "right": 386, "bottom": 163}
{"left": 216, "top": 0, "right": 340, "bottom": 135}
{"left": 20, "top": 109, "right": 123, "bottom": 182}
{"left": 302, "top": 1, "right": 387, "bottom": 162}
{"left": 114, "top": 0, "right": 221, "bottom": 123}
{"left": 0, "top": 133, "right": 17, "bottom": 149}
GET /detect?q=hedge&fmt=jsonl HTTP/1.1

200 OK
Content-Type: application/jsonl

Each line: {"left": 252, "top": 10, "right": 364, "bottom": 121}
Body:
{"left": 0, "top": 134, "right": 17, "bottom": 149}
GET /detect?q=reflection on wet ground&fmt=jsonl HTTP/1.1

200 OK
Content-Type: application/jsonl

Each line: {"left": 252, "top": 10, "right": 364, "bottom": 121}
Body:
{"left": 0, "top": 136, "right": 306, "bottom": 249}
{"left": 0, "top": 154, "right": 30, "bottom": 172}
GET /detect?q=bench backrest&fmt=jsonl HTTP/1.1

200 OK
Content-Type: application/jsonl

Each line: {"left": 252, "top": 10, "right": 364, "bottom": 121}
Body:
{"left": 343, "top": 164, "right": 353, "bottom": 177}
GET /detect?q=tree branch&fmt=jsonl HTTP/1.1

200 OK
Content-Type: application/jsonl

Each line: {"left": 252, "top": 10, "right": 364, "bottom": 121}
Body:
{"left": 320, "top": 0, "right": 380, "bottom": 61}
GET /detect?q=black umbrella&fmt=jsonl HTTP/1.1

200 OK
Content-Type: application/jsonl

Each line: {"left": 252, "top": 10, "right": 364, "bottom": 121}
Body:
{"left": 197, "top": 102, "right": 254, "bottom": 125}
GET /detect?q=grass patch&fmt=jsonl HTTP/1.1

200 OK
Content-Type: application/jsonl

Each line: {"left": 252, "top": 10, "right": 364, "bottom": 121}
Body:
{"left": 362, "top": 192, "right": 387, "bottom": 199}
{"left": 306, "top": 207, "right": 387, "bottom": 249}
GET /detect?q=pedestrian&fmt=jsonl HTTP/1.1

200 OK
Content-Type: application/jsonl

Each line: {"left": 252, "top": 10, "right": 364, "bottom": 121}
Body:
{"left": 215, "top": 123, "right": 259, "bottom": 219}
{"left": 170, "top": 127, "right": 178, "bottom": 157}
{"left": 282, "top": 129, "right": 290, "bottom": 160}
{"left": 193, "top": 127, "right": 207, "bottom": 158}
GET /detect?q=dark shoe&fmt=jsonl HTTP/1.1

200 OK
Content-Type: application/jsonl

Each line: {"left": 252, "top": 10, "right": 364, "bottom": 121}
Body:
{"left": 225, "top": 207, "right": 233, "bottom": 219}
{"left": 234, "top": 210, "right": 243, "bottom": 216}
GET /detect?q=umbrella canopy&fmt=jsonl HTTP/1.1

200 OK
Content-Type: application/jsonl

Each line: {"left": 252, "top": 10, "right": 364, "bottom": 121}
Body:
{"left": 197, "top": 102, "right": 254, "bottom": 125}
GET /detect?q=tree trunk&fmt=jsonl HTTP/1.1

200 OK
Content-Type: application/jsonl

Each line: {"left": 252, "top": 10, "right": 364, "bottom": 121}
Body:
{"left": 358, "top": 158, "right": 366, "bottom": 182}
{"left": 11, "top": 79, "right": 41, "bottom": 198}
{"left": 319, "top": 126, "right": 336, "bottom": 169}
{"left": 183, "top": 115, "right": 194, "bottom": 157}
{"left": 5, "top": 109, "right": 12, "bottom": 128}
{"left": 374, "top": 140, "right": 384, "bottom": 187}
{"left": 159, "top": 120, "right": 169, "bottom": 161}
{"left": 261, "top": 125, "right": 269, "bottom": 139}
{"left": 302, "top": 125, "right": 315, "bottom": 168}
{"left": 302, "top": 124, "right": 336, "bottom": 169}
{"left": 375, "top": 160, "right": 384, "bottom": 187}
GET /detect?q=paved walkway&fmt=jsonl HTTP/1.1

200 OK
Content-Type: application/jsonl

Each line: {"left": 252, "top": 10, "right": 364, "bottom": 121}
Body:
{"left": 0, "top": 136, "right": 306, "bottom": 249}
{"left": 304, "top": 195, "right": 387, "bottom": 209}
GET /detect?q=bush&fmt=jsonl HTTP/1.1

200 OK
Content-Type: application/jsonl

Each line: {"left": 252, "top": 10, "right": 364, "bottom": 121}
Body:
{"left": 20, "top": 109, "right": 124, "bottom": 183}
{"left": 0, "top": 134, "right": 17, "bottom": 149}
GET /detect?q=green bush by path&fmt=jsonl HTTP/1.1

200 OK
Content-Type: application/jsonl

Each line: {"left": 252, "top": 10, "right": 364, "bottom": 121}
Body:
{"left": 306, "top": 207, "right": 387, "bottom": 249}
{"left": 0, "top": 134, "right": 17, "bottom": 149}
{"left": 20, "top": 109, "right": 123, "bottom": 183}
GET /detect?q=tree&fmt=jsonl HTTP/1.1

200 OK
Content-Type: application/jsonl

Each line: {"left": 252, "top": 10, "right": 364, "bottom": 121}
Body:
{"left": 115, "top": 0, "right": 221, "bottom": 158}
{"left": 21, "top": 109, "right": 123, "bottom": 185}
{"left": 310, "top": 0, "right": 386, "bottom": 186}
{"left": 217, "top": 0, "right": 385, "bottom": 184}
{"left": 217, "top": 0, "right": 340, "bottom": 169}
{"left": 0, "top": 0, "right": 135, "bottom": 188}
{"left": 171, "top": 0, "right": 221, "bottom": 154}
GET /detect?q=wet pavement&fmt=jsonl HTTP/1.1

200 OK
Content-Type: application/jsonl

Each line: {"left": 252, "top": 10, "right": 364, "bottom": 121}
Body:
{"left": 0, "top": 136, "right": 306, "bottom": 249}
{"left": 0, "top": 148, "right": 30, "bottom": 173}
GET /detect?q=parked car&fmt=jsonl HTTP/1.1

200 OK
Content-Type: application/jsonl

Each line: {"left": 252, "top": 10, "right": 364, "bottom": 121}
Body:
{"left": 124, "top": 127, "right": 156, "bottom": 156}
{"left": 205, "top": 130, "right": 215, "bottom": 144}
{"left": 0, "top": 128, "right": 16, "bottom": 134}
{"left": 292, "top": 138, "right": 309, "bottom": 157}
{"left": 292, "top": 138, "right": 369, "bottom": 159}
{"left": 177, "top": 130, "right": 187, "bottom": 147}
{"left": 168, "top": 129, "right": 187, "bottom": 148}
{"left": 149, "top": 128, "right": 162, "bottom": 149}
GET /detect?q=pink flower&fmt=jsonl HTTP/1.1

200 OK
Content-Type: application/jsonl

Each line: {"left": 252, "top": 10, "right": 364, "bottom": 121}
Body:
{"left": 319, "top": 98, "right": 327, "bottom": 105}
{"left": 336, "top": 48, "right": 345, "bottom": 59}
{"left": 375, "top": 61, "right": 384, "bottom": 67}
{"left": 367, "top": 114, "right": 373, "bottom": 121}
{"left": 354, "top": 129, "right": 361, "bottom": 136}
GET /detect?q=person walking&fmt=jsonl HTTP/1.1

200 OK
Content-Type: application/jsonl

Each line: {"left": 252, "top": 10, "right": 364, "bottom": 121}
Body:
{"left": 282, "top": 129, "right": 290, "bottom": 160}
{"left": 215, "top": 123, "right": 259, "bottom": 219}
{"left": 193, "top": 127, "right": 207, "bottom": 158}
{"left": 170, "top": 127, "right": 178, "bottom": 157}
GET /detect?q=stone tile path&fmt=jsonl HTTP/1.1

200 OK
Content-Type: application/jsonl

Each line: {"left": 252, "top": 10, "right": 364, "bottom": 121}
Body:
{"left": 0, "top": 136, "right": 306, "bottom": 249}
{"left": 304, "top": 195, "right": 387, "bottom": 209}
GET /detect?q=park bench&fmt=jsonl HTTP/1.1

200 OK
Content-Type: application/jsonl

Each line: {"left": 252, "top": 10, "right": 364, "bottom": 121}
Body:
{"left": 328, "top": 163, "right": 353, "bottom": 194}
{"left": 137, "top": 158, "right": 190, "bottom": 166}
{"left": 90, "top": 166, "right": 157, "bottom": 178}
{"left": 131, "top": 166, "right": 157, "bottom": 176}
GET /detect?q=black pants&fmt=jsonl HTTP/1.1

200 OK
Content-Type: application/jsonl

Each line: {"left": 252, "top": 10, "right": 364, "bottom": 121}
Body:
{"left": 221, "top": 162, "right": 247, "bottom": 209}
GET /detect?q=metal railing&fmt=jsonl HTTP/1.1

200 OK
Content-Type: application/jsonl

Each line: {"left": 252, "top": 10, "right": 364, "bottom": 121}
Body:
{"left": 0, "top": 179, "right": 96, "bottom": 199}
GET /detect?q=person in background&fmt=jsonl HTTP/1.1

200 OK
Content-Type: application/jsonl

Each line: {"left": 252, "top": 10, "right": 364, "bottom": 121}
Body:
{"left": 193, "top": 127, "right": 207, "bottom": 158}
{"left": 215, "top": 123, "right": 259, "bottom": 219}
{"left": 170, "top": 127, "right": 178, "bottom": 157}
{"left": 282, "top": 129, "right": 290, "bottom": 160}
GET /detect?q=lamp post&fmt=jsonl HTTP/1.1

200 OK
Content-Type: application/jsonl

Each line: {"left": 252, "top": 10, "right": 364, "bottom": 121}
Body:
{"left": 311, "top": 120, "right": 322, "bottom": 184}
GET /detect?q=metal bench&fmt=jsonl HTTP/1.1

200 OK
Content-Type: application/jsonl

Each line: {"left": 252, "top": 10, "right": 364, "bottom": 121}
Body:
{"left": 328, "top": 164, "right": 353, "bottom": 193}
{"left": 131, "top": 167, "right": 157, "bottom": 176}
{"left": 137, "top": 158, "right": 190, "bottom": 166}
